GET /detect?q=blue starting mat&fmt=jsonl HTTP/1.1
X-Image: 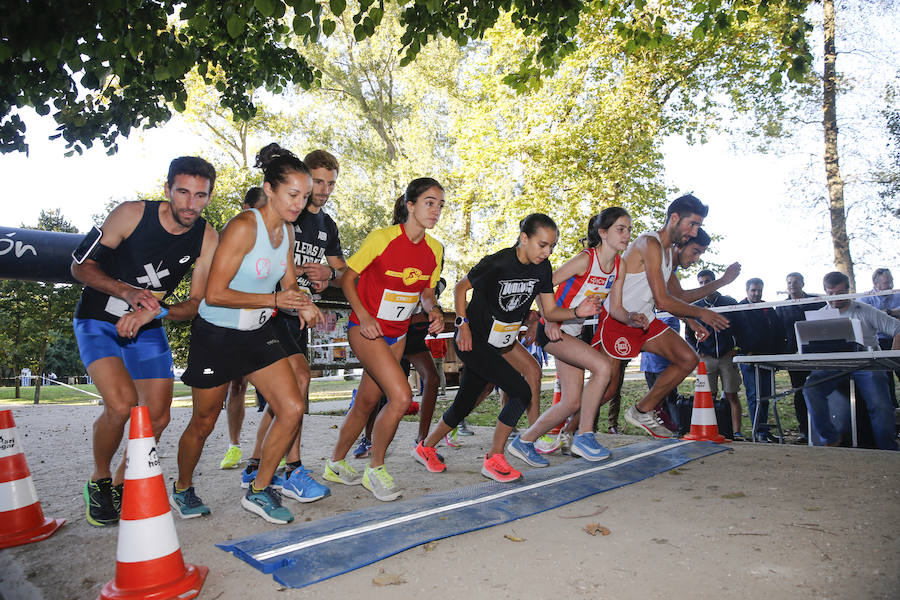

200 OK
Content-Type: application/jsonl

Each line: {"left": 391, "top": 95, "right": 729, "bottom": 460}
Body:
{"left": 217, "top": 438, "right": 727, "bottom": 588}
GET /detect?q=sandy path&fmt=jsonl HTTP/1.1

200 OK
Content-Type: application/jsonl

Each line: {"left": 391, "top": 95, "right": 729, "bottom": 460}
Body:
{"left": 1, "top": 403, "right": 898, "bottom": 600}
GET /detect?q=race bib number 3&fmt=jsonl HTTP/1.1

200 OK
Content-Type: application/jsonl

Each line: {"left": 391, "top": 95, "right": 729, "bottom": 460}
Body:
{"left": 238, "top": 307, "right": 274, "bottom": 331}
{"left": 487, "top": 319, "right": 522, "bottom": 348}
{"left": 376, "top": 289, "right": 420, "bottom": 321}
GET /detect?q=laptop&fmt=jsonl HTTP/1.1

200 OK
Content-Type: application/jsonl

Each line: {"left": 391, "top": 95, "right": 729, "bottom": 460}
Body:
{"left": 795, "top": 317, "right": 866, "bottom": 354}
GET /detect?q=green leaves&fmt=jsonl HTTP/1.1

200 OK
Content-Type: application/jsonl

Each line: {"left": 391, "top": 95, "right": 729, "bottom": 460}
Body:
{"left": 329, "top": 0, "right": 346, "bottom": 16}
{"left": 254, "top": 0, "right": 277, "bottom": 18}
{"left": 227, "top": 14, "right": 246, "bottom": 38}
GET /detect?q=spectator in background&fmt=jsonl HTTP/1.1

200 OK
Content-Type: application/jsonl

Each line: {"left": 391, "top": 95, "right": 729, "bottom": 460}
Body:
{"left": 733, "top": 277, "right": 787, "bottom": 443}
{"left": 775, "top": 272, "right": 826, "bottom": 443}
{"left": 686, "top": 270, "right": 743, "bottom": 439}
{"left": 426, "top": 335, "right": 448, "bottom": 397}
{"left": 859, "top": 268, "right": 900, "bottom": 407}
{"left": 803, "top": 271, "right": 900, "bottom": 450}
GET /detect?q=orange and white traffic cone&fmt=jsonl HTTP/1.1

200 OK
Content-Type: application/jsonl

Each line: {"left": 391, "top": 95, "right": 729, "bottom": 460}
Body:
{"left": 100, "top": 406, "right": 207, "bottom": 600}
{"left": 549, "top": 376, "right": 565, "bottom": 435}
{"left": 683, "top": 362, "right": 729, "bottom": 444}
{"left": 0, "top": 409, "right": 65, "bottom": 549}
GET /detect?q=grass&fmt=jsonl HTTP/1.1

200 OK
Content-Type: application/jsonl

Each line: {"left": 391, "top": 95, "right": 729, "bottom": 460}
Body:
{"left": 5, "top": 371, "right": 894, "bottom": 442}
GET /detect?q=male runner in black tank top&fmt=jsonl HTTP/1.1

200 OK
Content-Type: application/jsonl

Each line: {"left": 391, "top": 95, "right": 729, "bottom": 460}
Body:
{"left": 71, "top": 157, "right": 219, "bottom": 527}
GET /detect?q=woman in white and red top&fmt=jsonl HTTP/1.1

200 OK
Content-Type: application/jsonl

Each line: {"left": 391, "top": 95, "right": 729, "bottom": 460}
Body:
{"left": 511, "top": 207, "right": 632, "bottom": 464}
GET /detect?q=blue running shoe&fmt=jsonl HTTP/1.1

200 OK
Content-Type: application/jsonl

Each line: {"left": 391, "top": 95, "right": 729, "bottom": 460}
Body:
{"left": 169, "top": 484, "right": 211, "bottom": 519}
{"left": 507, "top": 435, "right": 549, "bottom": 467}
{"left": 241, "top": 486, "right": 294, "bottom": 524}
{"left": 240, "top": 468, "right": 284, "bottom": 490}
{"left": 282, "top": 466, "right": 331, "bottom": 503}
{"left": 570, "top": 432, "right": 612, "bottom": 461}
{"left": 353, "top": 436, "right": 372, "bottom": 459}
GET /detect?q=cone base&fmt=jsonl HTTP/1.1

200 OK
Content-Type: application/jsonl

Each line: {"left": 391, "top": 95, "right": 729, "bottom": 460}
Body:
{"left": 100, "top": 563, "right": 208, "bottom": 600}
{"left": 683, "top": 430, "right": 729, "bottom": 444}
{"left": 0, "top": 517, "right": 65, "bottom": 550}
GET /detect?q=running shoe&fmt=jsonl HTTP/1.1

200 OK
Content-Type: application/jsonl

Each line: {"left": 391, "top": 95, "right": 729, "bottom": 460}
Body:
{"left": 406, "top": 400, "right": 420, "bottom": 416}
{"left": 481, "top": 453, "right": 523, "bottom": 483}
{"left": 655, "top": 406, "right": 678, "bottom": 433}
{"left": 457, "top": 419, "right": 474, "bottom": 436}
{"left": 169, "top": 485, "right": 211, "bottom": 519}
{"left": 570, "top": 432, "right": 612, "bottom": 461}
{"left": 508, "top": 435, "right": 549, "bottom": 467}
{"left": 732, "top": 431, "right": 746, "bottom": 442}
{"left": 219, "top": 445, "right": 243, "bottom": 469}
{"left": 83, "top": 478, "right": 119, "bottom": 527}
{"left": 277, "top": 457, "right": 287, "bottom": 471}
{"left": 240, "top": 468, "right": 284, "bottom": 490}
{"left": 323, "top": 459, "right": 363, "bottom": 485}
{"left": 353, "top": 436, "right": 372, "bottom": 459}
{"left": 111, "top": 482, "right": 124, "bottom": 515}
{"left": 607, "top": 425, "right": 620, "bottom": 435}
{"left": 242, "top": 486, "right": 294, "bottom": 524}
{"left": 281, "top": 466, "right": 331, "bottom": 503}
{"left": 362, "top": 464, "right": 403, "bottom": 501}
{"left": 443, "top": 428, "right": 462, "bottom": 448}
{"left": 412, "top": 441, "right": 447, "bottom": 472}
{"left": 534, "top": 433, "right": 562, "bottom": 454}
{"left": 559, "top": 431, "right": 574, "bottom": 456}
{"left": 624, "top": 405, "right": 676, "bottom": 439}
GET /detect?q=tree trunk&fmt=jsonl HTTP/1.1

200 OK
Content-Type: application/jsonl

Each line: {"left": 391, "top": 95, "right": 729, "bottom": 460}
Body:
{"left": 33, "top": 371, "right": 42, "bottom": 404}
{"left": 822, "top": 0, "right": 855, "bottom": 291}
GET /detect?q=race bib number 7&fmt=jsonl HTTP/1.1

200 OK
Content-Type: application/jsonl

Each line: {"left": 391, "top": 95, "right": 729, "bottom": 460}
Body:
{"left": 237, "top": 307, "right": 274, "bottom": 331}
{"left": 487, "top": 319, "right": 522, "bottom": 348}
{"left": 376, "top": 289, "right": 420, "bottom": 321}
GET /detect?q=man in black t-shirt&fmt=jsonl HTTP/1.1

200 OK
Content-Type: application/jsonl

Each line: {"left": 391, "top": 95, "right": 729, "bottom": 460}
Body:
{"left": 71, "top": 157, "right": 219, "bottom": 527}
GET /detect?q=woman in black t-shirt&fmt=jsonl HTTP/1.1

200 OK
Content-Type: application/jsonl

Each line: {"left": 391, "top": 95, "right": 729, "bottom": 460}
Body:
{"left": 413, "top": 214, "right": 600, "bottom": 482}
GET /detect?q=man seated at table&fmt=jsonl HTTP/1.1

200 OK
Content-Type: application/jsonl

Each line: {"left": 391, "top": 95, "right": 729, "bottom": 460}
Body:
{"left": 802, "top": 271, "right": 900, "bottom": 450}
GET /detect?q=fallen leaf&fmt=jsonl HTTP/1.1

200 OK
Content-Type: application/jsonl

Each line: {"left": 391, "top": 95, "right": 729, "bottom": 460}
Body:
{"left": 372, "top": 573, "right": 406, "bottom": 586}
{"left": 669, "top": 468, "right": 683, "bottom": 475}
{"left": 330, "top": 425, "right": 338, "bottom": 429}
{"left": 504, "top": 534, "right": 526, "bottom": 542}
{"left": 584, "top": 523, "right": 611, "bottom": 536}
{"left": 721, "top": 492, "right": 746, "bottom": 499}
{"left": 651, "top": 538, "right": 668, "bottom": 544}
{"left": 803, "top": 506, "right": 821, "bottom": 512}
{"left": 423, "top": 541, "right": 438, "bottom": 551}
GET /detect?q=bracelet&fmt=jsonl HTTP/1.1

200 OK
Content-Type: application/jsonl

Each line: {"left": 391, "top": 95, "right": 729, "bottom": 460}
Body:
{"left": 274, "top": 292, "right": 278, "bottom": 309}
{"left": 329, "top": 266, "right": 337, "bottom": 280}
{"left": 155, "top": 307, "right": 169, "bottom": 320}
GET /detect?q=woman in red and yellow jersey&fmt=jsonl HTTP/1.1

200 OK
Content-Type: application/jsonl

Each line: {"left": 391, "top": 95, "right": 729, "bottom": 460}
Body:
{"left": 324, "top": 178, "right": 445, "bottom": 501}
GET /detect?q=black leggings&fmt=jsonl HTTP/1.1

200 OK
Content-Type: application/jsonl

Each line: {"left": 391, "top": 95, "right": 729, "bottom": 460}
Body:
{"left": 441, "top": 338, "right": 531, "bottom": 428}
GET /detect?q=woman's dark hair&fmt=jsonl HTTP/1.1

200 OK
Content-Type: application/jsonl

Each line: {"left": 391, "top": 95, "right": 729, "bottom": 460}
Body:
{"left": 518, "top": 213, "right": 558, "bottom": 239}
{"left": 254, "top": 143, "right": 310, "bottom": 189}
{"left": 392, "top": 177, "right": 444, "bottom": 225}
{"left": 586, "top": 206, "right": 630, "bottom": 247}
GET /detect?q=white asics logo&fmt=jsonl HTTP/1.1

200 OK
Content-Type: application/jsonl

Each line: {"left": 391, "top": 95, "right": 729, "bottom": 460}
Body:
{"left": 136, "top": 262, "right": 170, "bottom": 288}
{"left": 179, "top": 255, "right": 191, "bottom": 264}
{"left": 203, "top": 368, "right": 214, "bottom": 375}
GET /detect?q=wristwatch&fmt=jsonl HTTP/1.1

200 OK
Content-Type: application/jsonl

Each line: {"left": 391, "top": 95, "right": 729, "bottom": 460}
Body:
{"left": 454, "top": 316, "right": 468, "bottom": 328}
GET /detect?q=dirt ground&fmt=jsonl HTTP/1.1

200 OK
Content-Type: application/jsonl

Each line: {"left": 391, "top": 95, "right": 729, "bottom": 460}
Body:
{"left": 1, "top": 403, "right": 898, "bottom": 600}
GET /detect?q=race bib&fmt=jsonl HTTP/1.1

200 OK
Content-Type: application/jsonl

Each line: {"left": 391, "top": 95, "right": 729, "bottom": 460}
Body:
{"left": 487, "top": 319, "right": 522, "bottom": 348}
{"left": 376, "top": 289, "right": 420, "bottom": 321}
{"left": 237, "top": 307, "right": 274, "bottom": 331}
{"left": 104, "top": 289, "right": 165, "bottom": 317}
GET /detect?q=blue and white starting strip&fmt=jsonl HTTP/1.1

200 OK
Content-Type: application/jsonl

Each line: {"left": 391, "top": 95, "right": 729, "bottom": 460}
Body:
{"left": 217, "top": 439, "right": 728, "bottom": 588}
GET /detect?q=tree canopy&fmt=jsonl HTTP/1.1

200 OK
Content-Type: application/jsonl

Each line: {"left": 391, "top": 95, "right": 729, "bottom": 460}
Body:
{"left": 2, "top": 0, "right": 812, "bottom": 155}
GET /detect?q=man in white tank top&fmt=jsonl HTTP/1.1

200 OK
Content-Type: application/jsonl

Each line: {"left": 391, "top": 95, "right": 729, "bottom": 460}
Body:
{"left": 601, "top": 194, "right": 731, "bottom": 438}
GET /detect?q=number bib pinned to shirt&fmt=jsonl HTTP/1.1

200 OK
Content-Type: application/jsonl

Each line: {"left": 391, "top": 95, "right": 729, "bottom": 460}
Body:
{"left": 487, "top": 319, "right": 522, "bottom": 348}
{"left": 237, "top": 307, "right": 274, "bottom": 331}
{"left": 376, "top": 289, "right": 421, "bottom": 321}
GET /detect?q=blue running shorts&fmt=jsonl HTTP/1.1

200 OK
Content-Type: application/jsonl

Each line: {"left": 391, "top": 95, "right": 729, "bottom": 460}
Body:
{"left": 73, "top": 318, "right": 174, "bottom": 380}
